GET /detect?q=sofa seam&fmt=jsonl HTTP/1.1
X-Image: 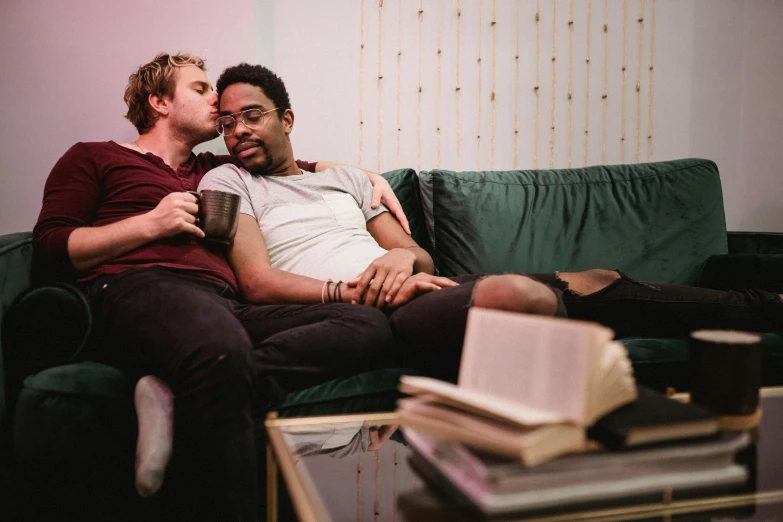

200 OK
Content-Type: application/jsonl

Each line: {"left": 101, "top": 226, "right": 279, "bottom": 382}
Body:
{"left": 425, "top": 160, "right": 717, "bottom": 189}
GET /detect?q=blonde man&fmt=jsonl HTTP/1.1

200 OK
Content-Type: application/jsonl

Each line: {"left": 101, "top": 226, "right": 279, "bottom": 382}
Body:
{"left": 33, "top": 52, "right": 402, "bottom": 520}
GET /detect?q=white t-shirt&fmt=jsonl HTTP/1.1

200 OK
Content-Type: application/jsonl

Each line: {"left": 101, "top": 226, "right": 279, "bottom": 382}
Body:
{"left": 199, "top": 164, "right": 389, "bottom": 281}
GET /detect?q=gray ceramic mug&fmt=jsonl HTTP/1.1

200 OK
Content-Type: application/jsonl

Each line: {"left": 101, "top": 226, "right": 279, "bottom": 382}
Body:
{"left": 187, "top": 190, "right": 241, "bottom": 244}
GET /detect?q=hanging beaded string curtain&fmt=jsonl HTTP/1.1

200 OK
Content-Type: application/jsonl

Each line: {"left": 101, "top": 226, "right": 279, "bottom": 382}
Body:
{"left": 356, "top": 0, "right": 657, "bottom": 174}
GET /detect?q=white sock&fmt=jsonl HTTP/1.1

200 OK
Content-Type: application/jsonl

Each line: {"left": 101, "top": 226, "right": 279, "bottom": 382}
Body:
{"left": 134, "top": 375, "right": 174, "bottom": 498}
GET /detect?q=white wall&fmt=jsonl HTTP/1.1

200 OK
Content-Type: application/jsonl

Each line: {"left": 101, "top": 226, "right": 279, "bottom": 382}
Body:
{"left": 689, "top": 0, "right": 744, "bottom": 228}
{"left": 735, "top": 1, "right": 783, "bottom": 231}
{"left": 0, "top": 0, "right": 253, "bottom": 235}
{"left": 688, "top": 0, "right": 783, "bottom": 232}
{"left": 1, "top": 0, "right": 781, "bottom": 234}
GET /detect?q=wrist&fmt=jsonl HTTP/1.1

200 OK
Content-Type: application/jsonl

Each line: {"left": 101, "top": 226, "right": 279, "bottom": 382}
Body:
{"left": 323, "top": 280, "right": 353, "bottom": 304}
{"left": 393, "top": 247, "right": 417, "bottom": 264}
{"left": 342, "top": 285, "right": 356, "bottom": 303}
{"left": 131, "top": 213, "right": 159, "bottom": 242}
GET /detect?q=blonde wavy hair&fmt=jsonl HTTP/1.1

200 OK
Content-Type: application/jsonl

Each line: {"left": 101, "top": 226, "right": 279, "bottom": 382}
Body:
{"left": 124, "top": 52, "right": 206, "bottom": 134}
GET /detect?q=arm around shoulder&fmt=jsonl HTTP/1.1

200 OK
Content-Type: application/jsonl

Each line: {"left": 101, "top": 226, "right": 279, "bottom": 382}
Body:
{"left": 312, "top": 160, "right": 411, "bottom": 235}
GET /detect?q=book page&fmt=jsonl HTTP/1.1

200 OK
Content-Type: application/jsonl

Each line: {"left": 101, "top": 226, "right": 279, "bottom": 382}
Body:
{"left": 458, "top": 308, "right": 614, "bottom": 425}
{"left": 400, "top": 376, "right": 568, "bottom": 426}
{"left": 590, "top": 341, "right": 637, "bottom": 421}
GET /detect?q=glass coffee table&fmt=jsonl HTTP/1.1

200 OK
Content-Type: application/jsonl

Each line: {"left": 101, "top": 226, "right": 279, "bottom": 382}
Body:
{"left": 265, "top": 388, "right": 783, "bottom": 522}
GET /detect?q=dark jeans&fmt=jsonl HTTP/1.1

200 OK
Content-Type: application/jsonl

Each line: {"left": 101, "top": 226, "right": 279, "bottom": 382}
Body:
{"left": 388, "top": 272, "right": 783, "bottom": 382}
{"left": 84, "top": 267, "right": 392, "bottom": 521}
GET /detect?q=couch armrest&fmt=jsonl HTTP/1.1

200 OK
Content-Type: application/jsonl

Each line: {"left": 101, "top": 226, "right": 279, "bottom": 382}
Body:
{"left": 0, "top": 232, "right": 34, "bottom": 426}
{"left": 697, "top": 253, "right": 783, "bottom": 293}
{"left": 2, "top": 283, "right": 93, "bottom": 419}
{"left": 727, "top": 232, "right": 783, "bottom": 255}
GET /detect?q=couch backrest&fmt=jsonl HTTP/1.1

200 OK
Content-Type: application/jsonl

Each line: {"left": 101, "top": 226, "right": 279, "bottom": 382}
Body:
{"left": 418, "top": 158, "right": 728, "bottom": 284}
{"left": 0, "top": 232, "right": 34, "bottom": 424}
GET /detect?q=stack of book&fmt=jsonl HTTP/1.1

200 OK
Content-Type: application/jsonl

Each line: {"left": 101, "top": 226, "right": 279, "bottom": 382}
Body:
{"left": 397, "top": 308, "right": 750, "bottom": 516}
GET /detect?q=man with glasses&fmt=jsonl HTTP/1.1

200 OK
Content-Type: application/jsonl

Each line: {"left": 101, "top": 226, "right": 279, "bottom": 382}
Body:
{"left": 199, "top": 64, "right": 563, "bottom": 374}
{"left": 201, "top": 63, "right": 783, "bottom": 384}
{"left": 33, "top": 52, "right": 405, "bottom": 521}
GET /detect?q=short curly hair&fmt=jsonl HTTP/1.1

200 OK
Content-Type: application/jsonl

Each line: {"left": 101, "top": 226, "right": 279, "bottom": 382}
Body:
{"left": 216, "top": 63, "right": 291, "bottom": 117}
{"left": 124, "top": 52, "right": 206, "bottom": 134}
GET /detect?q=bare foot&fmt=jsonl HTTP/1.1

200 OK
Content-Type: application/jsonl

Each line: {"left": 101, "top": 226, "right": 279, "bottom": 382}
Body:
{"left": 134, "top": 375, "right": 174, "bottom": 498}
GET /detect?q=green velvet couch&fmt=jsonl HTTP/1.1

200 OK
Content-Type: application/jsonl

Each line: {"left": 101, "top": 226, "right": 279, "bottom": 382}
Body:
{"left": 2, "top": 157, "right": 783, "bottom": 517}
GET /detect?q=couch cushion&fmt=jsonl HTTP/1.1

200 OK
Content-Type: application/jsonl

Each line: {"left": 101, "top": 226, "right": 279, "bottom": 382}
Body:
{"left": 277, "top": 367, "right": 419, "bottom": 410}
{"left": 419, "top": 159, "right": 728, "bottom": 284}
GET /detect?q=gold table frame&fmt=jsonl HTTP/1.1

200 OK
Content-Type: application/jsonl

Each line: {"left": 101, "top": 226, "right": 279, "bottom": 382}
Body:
{"left": 265, "top": 387, "right": 783, "bottom": 522}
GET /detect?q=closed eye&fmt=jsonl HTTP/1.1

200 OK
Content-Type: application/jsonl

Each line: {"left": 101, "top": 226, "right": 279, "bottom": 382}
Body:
{"left": 191, "top": 81, "right": 213, "bottom": 95}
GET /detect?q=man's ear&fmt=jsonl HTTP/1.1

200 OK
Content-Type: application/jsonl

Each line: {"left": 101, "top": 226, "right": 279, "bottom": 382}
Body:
{"left": 282, "top": 109, "right": 294, "bottom": 135}
{"left": 148, "top": 93, "right": 171, "bottom": 117}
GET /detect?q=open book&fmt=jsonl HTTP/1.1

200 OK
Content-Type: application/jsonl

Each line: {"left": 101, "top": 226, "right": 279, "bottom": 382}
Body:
{"left": 398, "top": 308, "right": 637, "bottom": 463}
{"left": 401, "top": 308, "right": 637, "bottom": 427}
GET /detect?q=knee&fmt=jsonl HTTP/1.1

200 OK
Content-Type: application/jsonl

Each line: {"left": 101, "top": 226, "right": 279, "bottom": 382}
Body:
{"left": 472, "top": 275, "right": 559, "bottom": 316}
{"left": 334, "top": 305, "right": 394, "bottom": 367}
{"left": 178, "top": 330, "right": 255, "bottom": 411}
{"left": 558, "top": 269, "right": 621, "bottom": 295}
{"left": 354, "top": 305, "right": 394, "bottom": 348}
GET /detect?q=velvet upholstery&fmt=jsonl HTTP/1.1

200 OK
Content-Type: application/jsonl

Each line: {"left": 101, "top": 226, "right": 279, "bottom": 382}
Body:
{"left": 0, "top": 232, "right": 33, "bottom": 424}
{"left": 727, "top": 231, "right": 783, "bottom": 255}
{"left": 13, "top": 361, "right": 133, "bottom": 465}
{"left": 698, "top": 254, "right": 783, "bottom": 293}
{"left": 419, "top": 158, "right": 728, "bottom": 284}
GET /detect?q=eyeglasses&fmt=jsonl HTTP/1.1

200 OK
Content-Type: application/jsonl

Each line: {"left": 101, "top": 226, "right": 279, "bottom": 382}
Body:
{"left": 215, "top": 107, "right": 279, "bottom": 136}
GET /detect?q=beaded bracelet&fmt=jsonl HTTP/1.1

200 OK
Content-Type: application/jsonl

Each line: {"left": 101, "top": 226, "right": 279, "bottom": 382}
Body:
{"left": 321, "top": 278, "right": 333, "bottom": 304}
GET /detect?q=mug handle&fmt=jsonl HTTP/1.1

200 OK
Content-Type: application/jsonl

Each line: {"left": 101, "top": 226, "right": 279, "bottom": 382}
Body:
{"left": 186, "top": 191, "right": 202, "bottom": 227}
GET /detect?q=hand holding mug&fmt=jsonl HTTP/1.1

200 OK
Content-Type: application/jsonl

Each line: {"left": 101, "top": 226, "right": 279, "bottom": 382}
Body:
{"left": 187, "top": 190, "right": 242, "bottom": 244}
{"left": 146, "top": 192, "right": 204, "bottom": 240}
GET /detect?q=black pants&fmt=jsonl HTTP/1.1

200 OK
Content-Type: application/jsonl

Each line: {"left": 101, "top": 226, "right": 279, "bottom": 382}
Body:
{"left": 388, "top": 272, "right": 783, "bottom": 381}
{"left": 84, "top": 267, "right": 392, "bottom": 521}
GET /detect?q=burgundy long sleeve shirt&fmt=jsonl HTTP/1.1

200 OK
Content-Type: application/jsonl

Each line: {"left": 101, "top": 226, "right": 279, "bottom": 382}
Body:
{"left": 33, "top": 141, "right": 315, "bottom": 290}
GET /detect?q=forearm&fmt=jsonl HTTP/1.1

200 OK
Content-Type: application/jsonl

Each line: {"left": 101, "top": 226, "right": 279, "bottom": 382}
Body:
{"left": 240, "top": 267, "right": 353, "bottom": 305}
{"left": 314, "top": 161, "right": 342, "bottom": 173}
{"left": 314, "top": 161, "right": 375, "bottom": 177}
{"left": 405, "top": 246, "right": 435, "bottom": 275}
{"left": 67, "top": 215, "right": 155, "bottom": 272}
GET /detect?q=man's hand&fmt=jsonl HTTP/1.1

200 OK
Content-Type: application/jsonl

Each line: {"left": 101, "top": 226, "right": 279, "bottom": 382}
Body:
{"left": 386, "top": 273, "right": 459, "bottom": 308}
{"left": 143, "top": 192, "right": 204, "bottom": 240}
{"left": 366, "top": 172, "right": 411, "bottom": 236}
{"left": 348, "top": 248, "right": 417, "bottom": 307}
